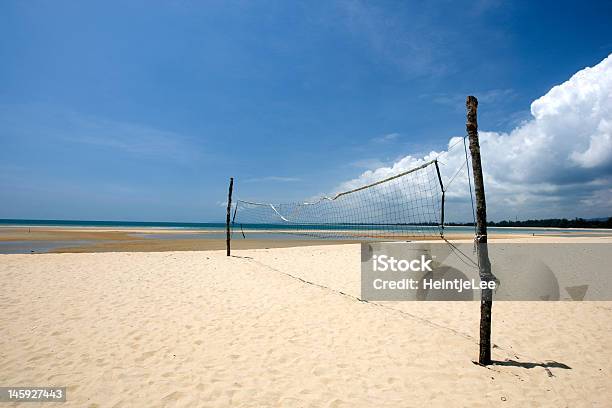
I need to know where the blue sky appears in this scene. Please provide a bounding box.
[1,1,611,222]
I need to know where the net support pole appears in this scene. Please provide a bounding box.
[466,96,494,365]
[434,160,445,235]
[226,177,234,257]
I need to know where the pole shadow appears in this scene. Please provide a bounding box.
[490,359,571,370]
[489,359,572,377]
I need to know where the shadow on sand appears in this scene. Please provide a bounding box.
[491,359,571,370]
[490,359,572,377]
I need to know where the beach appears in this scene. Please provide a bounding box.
[5,224,608,254]
[0,226,355,253]
[1,236,611,407]
[3,2,611,406]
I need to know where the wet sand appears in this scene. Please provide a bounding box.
[0,226,533,253]
[0,227,356,252]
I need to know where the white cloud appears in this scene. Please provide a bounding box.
[336,54,612,220]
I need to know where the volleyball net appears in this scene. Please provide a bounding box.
[232,159,445,240]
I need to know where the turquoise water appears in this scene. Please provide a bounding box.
[0,240,97,254]
[1,219,611,254]
[1,219,611,236]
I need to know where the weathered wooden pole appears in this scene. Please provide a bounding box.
[466,96,494,365]
[226,177,234,256]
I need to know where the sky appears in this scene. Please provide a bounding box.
[1,0,611,222]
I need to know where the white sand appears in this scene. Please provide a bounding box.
[1,243,611,407]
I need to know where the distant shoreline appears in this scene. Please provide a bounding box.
[1,219,612,232]
[1,224,611,254]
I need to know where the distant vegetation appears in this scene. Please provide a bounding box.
[448,217,612,229]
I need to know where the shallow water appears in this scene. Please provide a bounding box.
[0,240,97,254]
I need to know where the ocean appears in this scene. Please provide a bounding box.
[1,218,611,236]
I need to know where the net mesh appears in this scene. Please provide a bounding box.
[232,160,445,240]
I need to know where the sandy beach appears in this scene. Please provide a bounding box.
[1,237,611,407]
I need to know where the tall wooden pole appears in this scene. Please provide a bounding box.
[226,177,234,257]
[466,96,494,365]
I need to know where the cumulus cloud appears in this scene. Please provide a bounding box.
[337,54,612,221]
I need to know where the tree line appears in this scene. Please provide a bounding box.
[447,217,612,229]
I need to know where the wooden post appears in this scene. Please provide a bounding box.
[226,177,234,256]
[466,96,494,365]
